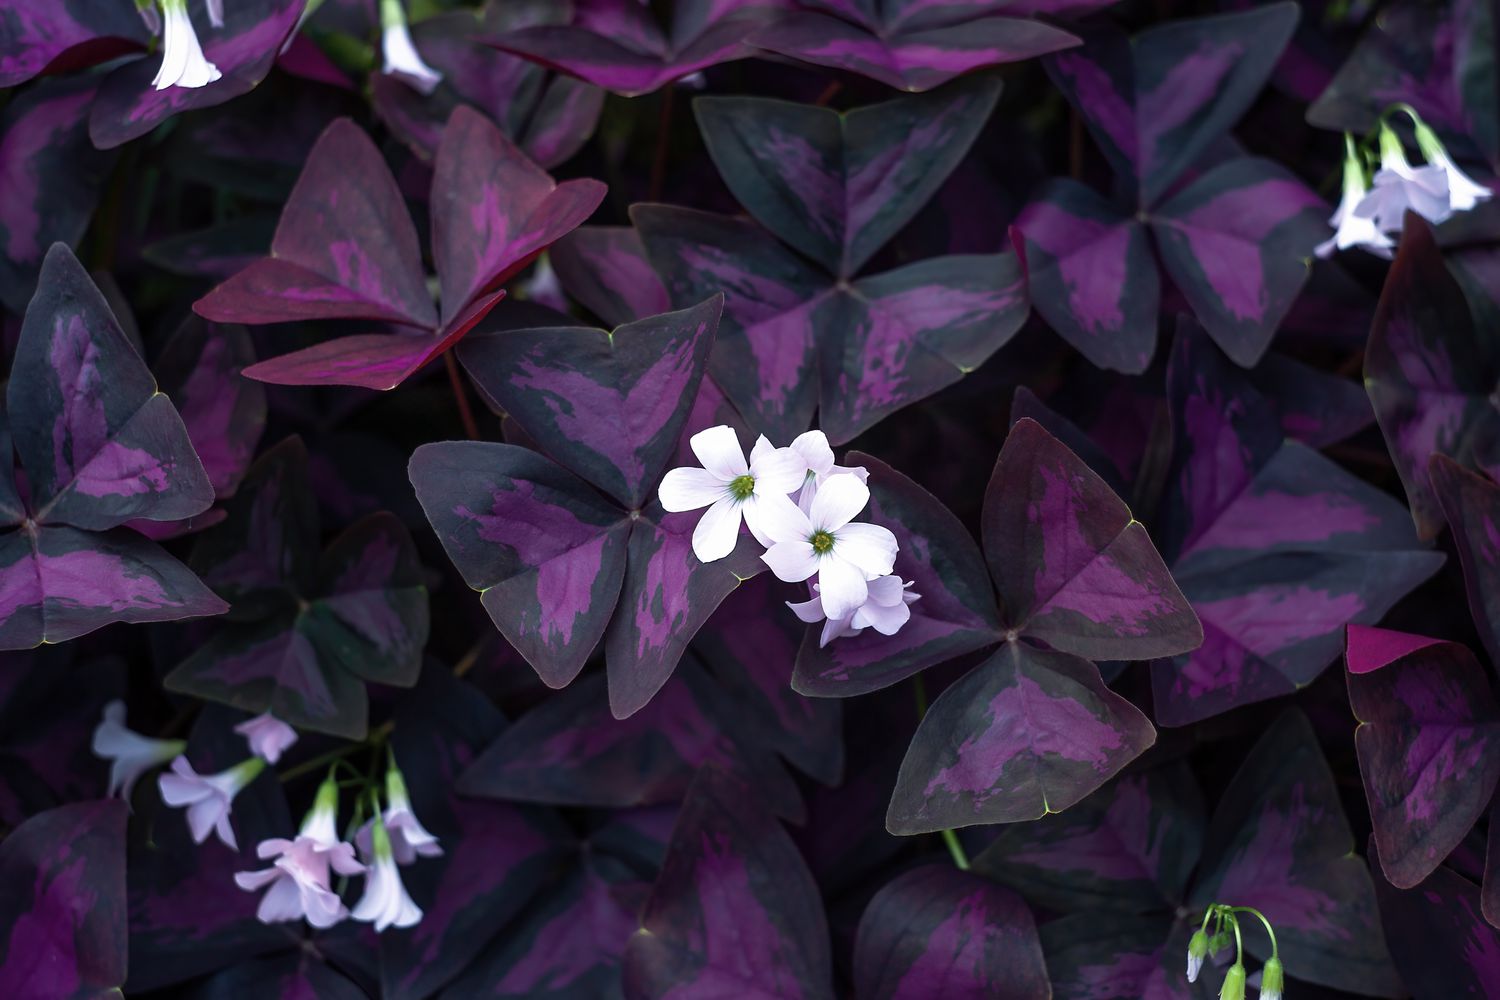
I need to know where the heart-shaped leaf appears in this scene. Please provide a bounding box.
[851,865,1049,1000]
[456,295,721,509]
[888,640,1156,833]
[1346,627,1500,890]
[550,226,672,327]
[1430,451,1500,668]
[1040,912,1190,1000]
[1373,858,1500,999]
[0,800,126,999]
[0,2,146,87]
[622,767,835,1000]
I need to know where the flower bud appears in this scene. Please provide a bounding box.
[1187,929,1210,982]
[1220,963,1247,1000]
[1259,956,1284,1000]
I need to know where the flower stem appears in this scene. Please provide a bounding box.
[1230,905,1279,958]
[278,721,394,782]
[443,350,480,441]
[912,674,969,869]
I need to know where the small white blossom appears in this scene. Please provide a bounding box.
[233,712,298,764]
[152,0,222,91]
[1355,123,1451,231]
[759,473,898,621]
[158,755,264,850]
[234,777,365,928]
[206,0,224,27]
[1315,134,1394,259]
[380,0,443,95]
[91,700,186,802]
[658,425,807,563]
[787,429,868,514]
[352,813,423,931]
[356,764,442,865]
[788,575,920,647]
[1409,113,1494,213]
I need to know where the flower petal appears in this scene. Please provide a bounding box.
[834,522,898,578]
[658,466,727,512]
[853,595,912,635]
[790,430,834,475]
[690,424,747,479]
[787,595,826,623]
[817,555,868,621]
[748,490,811,545]
[865,573,908,607]
[751,446,809,497]
[809,473,870,531]
[762,540,819,582]
[692,496,743,563]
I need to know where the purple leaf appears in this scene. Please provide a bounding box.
[0,800,126,999]
[1345,627,1500,890]
[457,666,803,820]
[1365,216,1500,540]
[408,441,632,689]
[193,954,367,999]
[456,295,721,509]
[1190,710,1402,996]
[12,244,215,530]
[984,417,1200,661]
[851,865,1049,1000]
[488,0,787,97]
[0,0,146,87]
[1149,157,1327,367]
[549,226,672,327]
[1373,858,1500,999]
[1430,449,1500,669]
[1040,913,1190,1000]
[751,9,1079,92]
[694,78,1001,277]
[87,0,306,150]
[974,762,1206,914]
[1046,4,1300,206]
[622,767,835,1000]
[792,453,1002,698]
[0,77,116,314]
[888,641,1156,833]
[1013,178,1159,373]
[1248,352,1374,449]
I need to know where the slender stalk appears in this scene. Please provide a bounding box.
[443,350,480,440]
[1230,906,1280,957]
[279,721,394,782]
[912,674,969,869]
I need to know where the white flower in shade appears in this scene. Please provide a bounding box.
[759,473,898,620]
[206,0,224,27]
[1315,134,1395,260]
[788,575,920,647]
[658,425,808,563]
[91,700,186,802]
[234,777,365,928]
[356,763,442,865]
[1186,929,1209,983]
[787,429,869,513]
[1258,956,1285,1000]
[380,0,443,95]
[1408,112,1494,213]
[1354,122,1452,231]
[233,712,298,764]
[152,0,222,91]
[158,755,264,850]
[352,813,423,931]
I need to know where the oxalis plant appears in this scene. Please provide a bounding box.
[3,0,1500,998]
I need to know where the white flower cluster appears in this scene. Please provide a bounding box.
[1318,108,1493,260]
[659,426,920,646]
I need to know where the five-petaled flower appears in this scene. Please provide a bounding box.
[235,776,365,928]
[158,755,265,850]
[787,429,869,514]
[356,760,442,865]
[1315,134,1395,260]
[658,425,807,563]
[1355,122,1452,231]
[759,473,898,621]
[234,712,299,764]
[353,809,424,931]
[789,574,920,647]
[92,700,186,802]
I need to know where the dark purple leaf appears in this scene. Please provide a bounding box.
[888,641,1156,833]
[87,0,306,150]
[1013,178,1159,373]
[1365,216,1500,540]
[851,865,1049,1000]
[549,226,672,327]
[1248,352,1374,449]
[0,0,146,87]
[0,800,126,999]
[622,766,835,1000]
[1046,4,1300,206]
[0,77,116,314]
[1345,626,1500,891]
[984,417,1200,661]
[751,9,1078,92]
[456,296,721,509]
[1040,913,1191,1000]
[693,78,1001,278]
[1430,453,1500,668]
[974,762,1206,914]
[1374,858,1500,1000]
[191,953,367,999]
[1149,157,1326,367]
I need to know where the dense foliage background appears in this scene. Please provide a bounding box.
[2,0,1499,997]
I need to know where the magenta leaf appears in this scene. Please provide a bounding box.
[888,641,1156,833]
[622,767,835,1000]
[549,225,672,327]
[1040,913,1188,1000]
[1431,454,1500,668]
[1373,858,1500,999]
[852,865,1049,1000]
[456,295,721,509]
[0,0,146,87]
[1345,627,1500,890]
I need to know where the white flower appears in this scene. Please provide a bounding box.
[91,700,186,802]
[158,755,264,850]
[1186,949,1204,983]
[234,777,365,928]
[1315,134,1395,260]
[233,712,298,764]
[759,473,898,621]
[152,0,222,91]
[1354,123,1452,231]
[352,814,423,931]
[789,575,920,647]
[787,429,868,513]
[658,425,808,563]
[1409,113,1494,213]
[356,764,442,865]
[380,0,443,96]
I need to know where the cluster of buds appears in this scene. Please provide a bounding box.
[1318,105,1493,259]
[1187,904,1285,1000]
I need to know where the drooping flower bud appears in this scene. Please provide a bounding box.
[1259,956,1285,1000]
[152,0,223,91]
[1220,963,1248,1000]
[1408,112,1494,213]
[1315,134,1394,259]
[1187,929,1210,983]
[379,0,443,95]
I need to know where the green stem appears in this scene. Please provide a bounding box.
[1230,911,1244,966]
[912,674,929,717]
[279,721,394,782]
[941,829,971,870]
[1230,906,1279,958]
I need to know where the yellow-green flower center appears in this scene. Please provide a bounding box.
[810,529,835,554]
[728,474,756,500]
